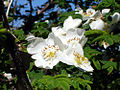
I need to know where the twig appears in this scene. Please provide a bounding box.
[6,0,14,18]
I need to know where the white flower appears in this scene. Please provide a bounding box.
[27,33,63,69]
[63,16,82,31]
[61,44,94,72]
[4,1,9,7]
[111,12,120,24]
[90,19,105,30]
[101,41,110,49]
[45,20,49,24]
[83,10,103,26]
[82,8,96,21]
[4,73,12,80]
[102,9,110,16]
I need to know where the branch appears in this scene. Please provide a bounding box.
[0,1,33,89]
[23,0,55,34]
[6,0,14,18]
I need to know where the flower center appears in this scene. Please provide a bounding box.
[73,51,88,65]
[42,45,59,61]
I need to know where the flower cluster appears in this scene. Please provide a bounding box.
[75,8,120,49]
[27,7,120,72]
[27,16,93,72]
[75,8,120,30]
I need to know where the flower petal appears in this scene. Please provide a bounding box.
[27,38,45,54]
[78,62,94,72]
[63,16,82,31]
[111,12,120,24]
[102,9,110,16]
[90,19,105,30]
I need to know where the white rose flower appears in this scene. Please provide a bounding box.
[4,73,12,80]
[27,33,63,69]
[101,41,110,49]
[82,8,96,21]
[61,44,94,72]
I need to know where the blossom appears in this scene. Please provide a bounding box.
[3,73,12,80]
[90,19,105,30]
[75,8,96,21]
[101,41,110,49]
[60,44,94,72]
[27,33,63,69]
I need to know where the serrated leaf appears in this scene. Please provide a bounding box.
[92,34,113,45]
[54,74,68,78]
[56,78,72,85]
[58,81,70,90]
[85,30,107,36]
[102,61,117,69]
[107,66,113,75]
[84,47,102,59]
[112,34,120,43]
[86,84,91,90]
[92,59,101,70]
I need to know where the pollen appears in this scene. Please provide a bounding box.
[67,37,80,43]
[73,51,88,65]
[42,45,59,61]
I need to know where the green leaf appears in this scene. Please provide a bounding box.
[93,59,101,70]
[58,81,70,90]
[85,30,107,37]
[112,34,120,43]
[107,66,113,75]
[86,84,91,90]
[84,46,102,59]
[92,34,113,45]
[102,61,117,70]
[14,30,25,40]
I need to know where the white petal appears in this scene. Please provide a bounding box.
[90,19,105,30]
[79,36,88,47]
[102,9,110,16]
[45,33,55,45]
[63,16,82,31]
[54,36,67,51]
[78,62,94,72]
[27,38,45,54]
[66,28,85,39]
[111,12,120,24]
[26,34,36,42]
[101,41,110,49]
[92,11,102,19]
[4,73,12,80]
[35,59,44,68]
[83,18,92,26]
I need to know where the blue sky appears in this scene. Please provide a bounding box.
[13,0,48,28]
